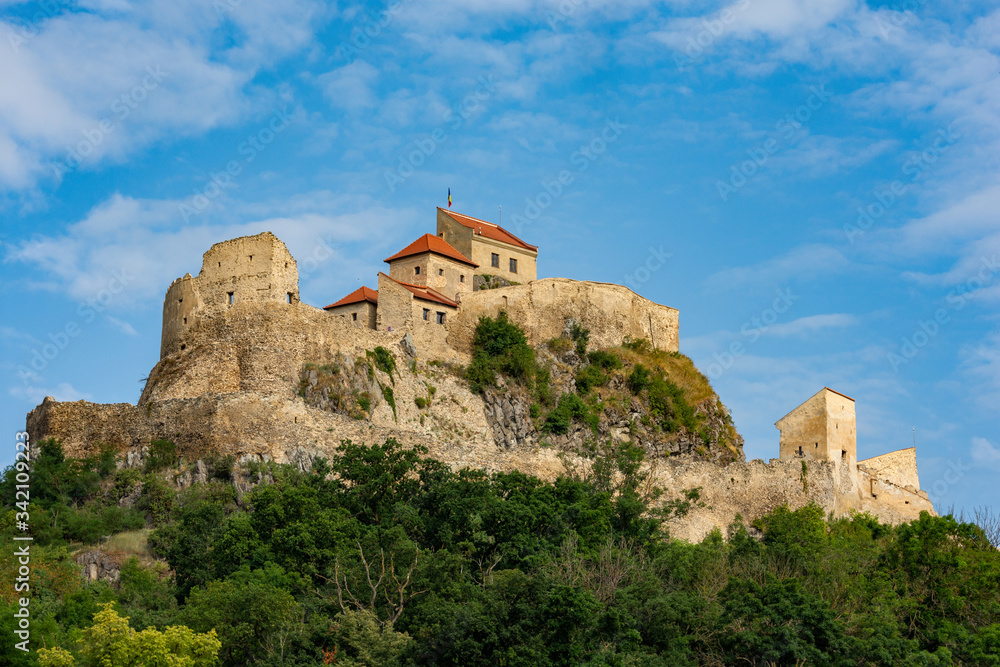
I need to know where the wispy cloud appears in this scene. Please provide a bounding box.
[705,244,848,291]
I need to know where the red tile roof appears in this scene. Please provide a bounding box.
[439,208,538,252]
[384,233,478,267]
[324,286,378,310]
[379,272,459,307]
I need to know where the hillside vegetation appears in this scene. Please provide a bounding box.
[3,438,999,666]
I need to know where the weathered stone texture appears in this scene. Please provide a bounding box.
[449,278,680,355]
[859,447,921,491]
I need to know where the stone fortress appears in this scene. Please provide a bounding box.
[26,207,934,541]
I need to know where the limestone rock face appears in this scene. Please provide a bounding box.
[76,551,122,585]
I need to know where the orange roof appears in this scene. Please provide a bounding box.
[439,208,538,252]
[379,272,459,307]
[324,286,378,310]
[384,233,478,267]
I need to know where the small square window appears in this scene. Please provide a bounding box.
[509,258,518,273]
[423,308,430,321]
[436,312,445,324]
[352,313,358,321]
[491,253,500,268]
[415,266,421,275]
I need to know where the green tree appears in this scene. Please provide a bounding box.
[37,603,220,667]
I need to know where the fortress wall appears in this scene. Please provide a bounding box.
[859,447,921,491]
[449,278,679,355]
[142,301,408,403]
[859,467,934,521]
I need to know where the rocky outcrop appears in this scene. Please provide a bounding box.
[76,551,122,585]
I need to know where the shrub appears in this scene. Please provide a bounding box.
[548,337,573,354]
[144,439,177,473]
[622,336,651,353]
[575,365,609,394]
[466,312,536,392]
[414,396,428,409]
[627,364,652,394]
[356,392,372,414]
[543,393,598,434]
[368,346,396,377]
[382,385,397,420]
[587,350,622,370]
[569,322,590,355]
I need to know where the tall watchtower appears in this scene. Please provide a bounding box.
[776,387,857,473]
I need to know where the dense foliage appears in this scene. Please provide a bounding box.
[2,438,999,666]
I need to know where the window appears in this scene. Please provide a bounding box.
[227,292,234,305]
[491,253,499,268]
[797,446,803,456]
[460,275,465,283]
[178,298,183,304]
[509,258,518,273]
[423,308,430,321]
[352,313,358,321]
[438,268,444,276]
[249,255,252,261]
[180,344,186,351]
[415,266,421,275]
[183,317,187,325]
[436,312,446,324]
[287,293,292,303]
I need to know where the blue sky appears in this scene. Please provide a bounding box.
[1,0,998,514]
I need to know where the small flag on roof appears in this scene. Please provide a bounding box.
[448,188,452,208]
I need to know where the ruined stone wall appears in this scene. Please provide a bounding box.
[161,232,299,358]
[859,447,921,492]
[449,278,679,354]
[142,300,406,404]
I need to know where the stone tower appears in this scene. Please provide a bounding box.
[160,232,299,358]
[775,387,859,500]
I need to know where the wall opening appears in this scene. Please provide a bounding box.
[227,292,234,305]
[502,296,508,308]
[249,255,253,261]
[460,275,465,283]
[183,317,187,325]
[797,446,803,456]
[178,298,183,304]
[415,266,421,275]
[438,268,444,276]
[287,293,292,304]
[491,253,500,268]
[352,313,358,321]
[423,308,429,321]
[436,311,445,324]
[180,344,186,351]
[509,258,518,273]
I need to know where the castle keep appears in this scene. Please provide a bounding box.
[25,208,934,541]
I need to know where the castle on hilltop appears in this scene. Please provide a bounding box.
[158,207,679,364]
[25,207,934,542]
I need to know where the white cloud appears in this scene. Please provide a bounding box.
[705,244,848,291]
[318,61,380,110]
[764,313,859,337]
[107,316,138,336]
[0,0,324,190]
[971,437,1000,472]
[4,191,416,307]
